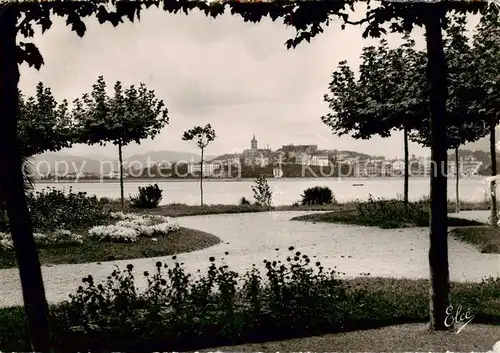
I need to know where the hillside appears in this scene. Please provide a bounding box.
[32,152,117,176]
[32,150,217,176]
[125,151,216,166]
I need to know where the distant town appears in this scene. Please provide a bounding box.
[38,135,493,181]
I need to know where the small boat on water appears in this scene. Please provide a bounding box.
[352,183,364,186]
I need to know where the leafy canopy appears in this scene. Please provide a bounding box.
[322,13,493,149]
[17,82,74,156]
[73,76,169,147]
[182,124,216,150]
[322,35,426,140]
[467,5,500,126]
[408,14,492,149]
[12,0,487,72]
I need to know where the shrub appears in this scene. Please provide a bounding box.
[130,184,163,208]
[301,186,335,205]
[239,197,251,205]
[251,176,272,207]
[25,187,110,232]
[356,194,429,228]
[53,248,347,351]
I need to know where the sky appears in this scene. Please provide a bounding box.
[19,5,481,160]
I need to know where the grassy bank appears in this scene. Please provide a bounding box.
[107,199,493,218]
[1,273,499,352]
[291,210,485,229]
[135,202,356,217]
[0,227,220,269]
[449,226,500,254]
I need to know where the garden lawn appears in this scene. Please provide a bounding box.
[0,227,220,269]
[449,226,500,254]
[133,202,356,217]
[107,199,493,218]
[291,210,485,229]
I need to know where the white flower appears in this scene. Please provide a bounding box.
[115,219,150,229]
[0,233,13,251]
[108,213,180,238]
[88,225,138,243]
[34,233,47,240]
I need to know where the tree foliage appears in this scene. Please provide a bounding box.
[11,1,487,72]
[468,5,500,127]
[323,15,491,151]
[73,76,169,147]
[409,15,490,149]
[182,124,216,207]
[17,82,74,156]
[182,124,216,150]
[322,35,426,140]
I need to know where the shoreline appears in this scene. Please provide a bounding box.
[35,175,487,184]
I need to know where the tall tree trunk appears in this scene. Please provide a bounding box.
[425,9,451,331]
[0,4,51,351]
[490,121,498,227]
[455,147,460,213]
[404,122,409,207]
[200,148,204,206]
[118,141,124,210]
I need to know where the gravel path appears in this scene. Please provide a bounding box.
[0,210,499,308]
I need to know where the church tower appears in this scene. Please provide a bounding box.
[251,134,258,150]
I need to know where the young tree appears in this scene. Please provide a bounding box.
[409,17,489,213]
[252,175,273,207]
[73,76,169,209]
[182,124,216,206]
[322,36,425,207]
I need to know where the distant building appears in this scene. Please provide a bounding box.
[354,160,388,177]
[311,153,330,167]
[294,151,311,165]
[273,167,284,178]
[187,162,221,177]
[278,144,317,160]
[448,157,482,176]
[242,135,271,167]
[392,160,406,176]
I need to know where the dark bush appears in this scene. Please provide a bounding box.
[25,187,110,232]
[46,249,347,351]
[130,184,163,208]
[301,186,335,205]
[356,194,429,228]
[239,197,251,205]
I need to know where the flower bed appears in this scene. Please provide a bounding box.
[0,230,83,251]
[0,213,180,250]
[88,212,180,243]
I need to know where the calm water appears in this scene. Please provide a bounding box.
[35,177,491,206]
